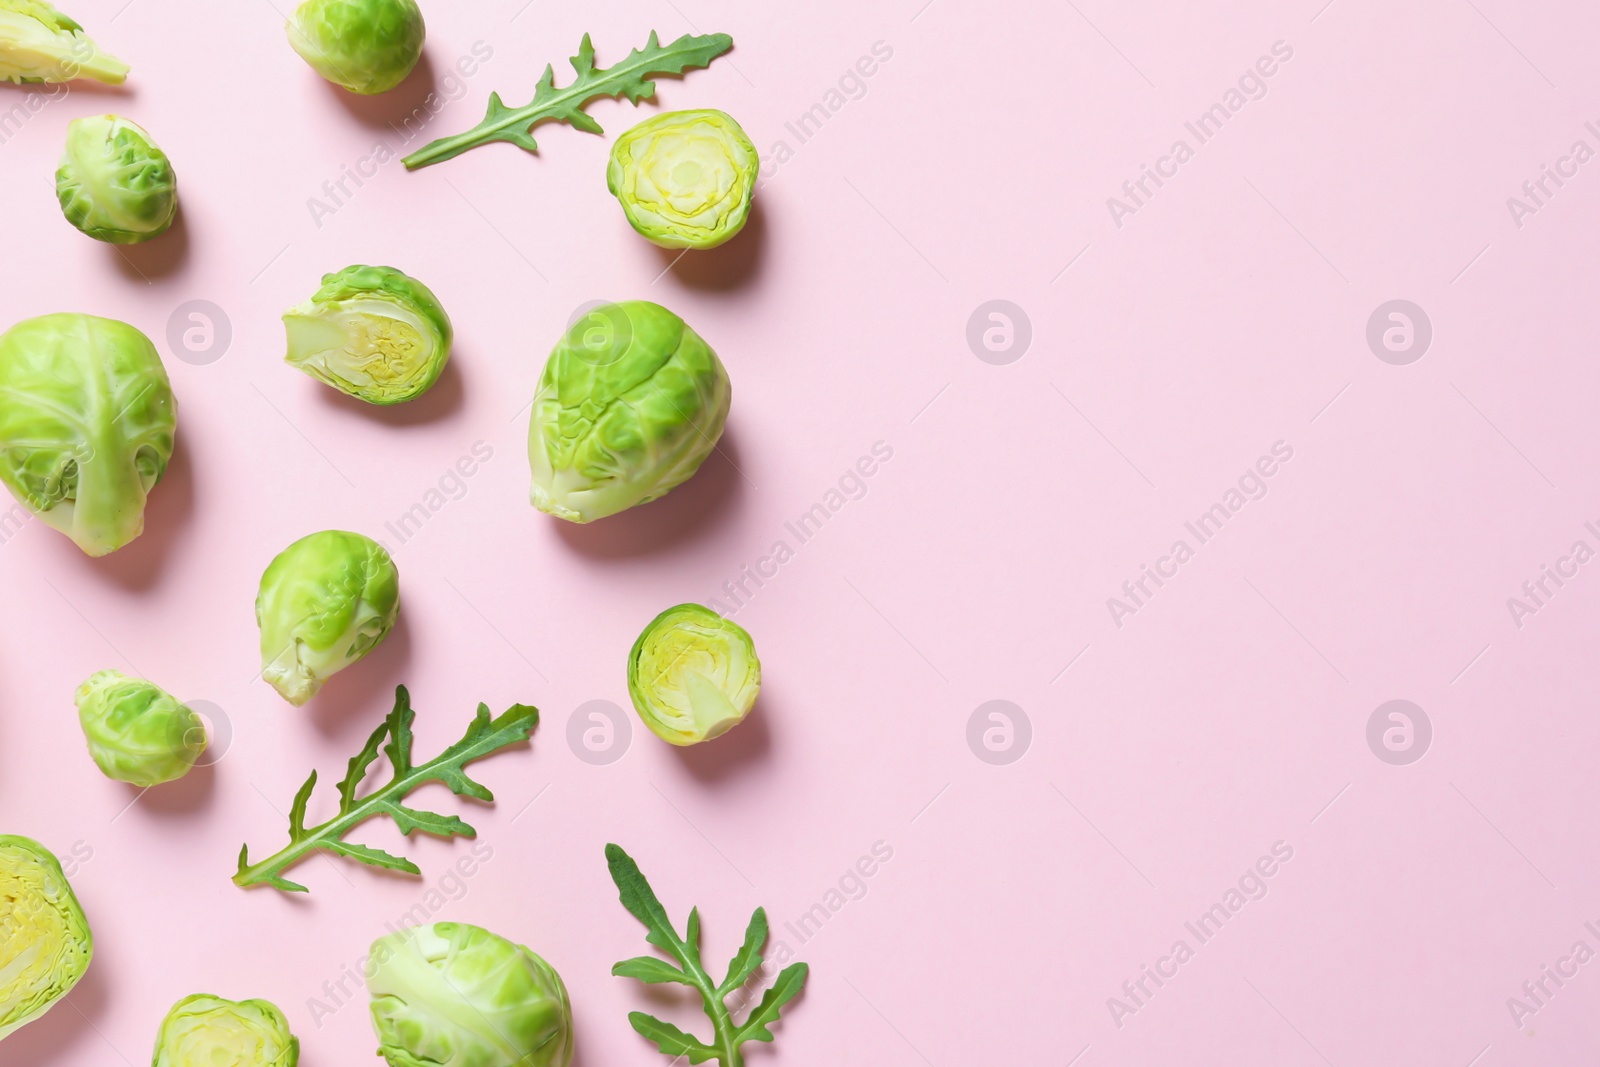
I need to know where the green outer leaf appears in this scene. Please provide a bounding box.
[613,956,693,986]
[628,1013,719,1064]
[607,844,808,1067]
[736,963,807,1044]
[403,31,734,170]
[717,908,768,996]
[234,687,537,893]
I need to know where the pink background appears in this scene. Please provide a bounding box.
[4,0,1600,1064]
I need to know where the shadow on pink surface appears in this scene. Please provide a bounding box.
[4,958,110,1066]
[655,199,768,294]
[109,202,189,283]
[307,612,414,740]
[321,50,439,130]
[671,687,773,785]
[553,424,747,560]
[61,430,195,592]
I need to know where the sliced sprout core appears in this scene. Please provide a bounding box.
[0,835,92,1042]
[628,604,760,746]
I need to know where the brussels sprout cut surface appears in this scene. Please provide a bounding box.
[368,922,573,1067]
[152,994,299,1067]
[256,530,399,705]
[287,0,422,95]
[608,110,757,249]
[528,301,730,523]
[284,265,452,404]
[0,835,92,1041]
[0,0,127,85]
[56,115,177,245]
[0,313,176,557]
[74,669,205,786]
[628,604,760,745]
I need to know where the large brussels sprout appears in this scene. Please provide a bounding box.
[257,530,399,706]
[368,922,572,1067]
[0,0,127,85]
[287,0,423,95]
[628,604,760,746]
[0,835,92,1041]
[607,110,757,250]
[528,301,730,523]
[152,994,299,1067]
[283,265,452,405]
[74,669,205,787]
[0,313,176,557]
[55,115,178,245]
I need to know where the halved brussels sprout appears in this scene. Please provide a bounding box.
[74,669,205,787]
[283,265,452,405]
[0,0,128,85]
[287,0,423,95]
[0,313,177,557]
[152,994,299,1067]
[56,115,178,245]
[0,835,92,1041]
[368,922,573,1067]
[607,109,757,250]
[628,604,760,745]
[257,530,399,706]
[528,301,730,523]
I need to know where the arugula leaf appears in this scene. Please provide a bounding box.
[403,31,734,170]
[607,844,809,1067]
[234,686,536,893]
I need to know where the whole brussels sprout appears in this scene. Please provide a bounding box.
[257,530,399,706]
[56,115,177,245]
[607,109,757,250]
[152,994,299,1067]
[368,922,572,1067]
[628,604,760,745]
[0,835,92,1041]
[287,0,423,95]
[528,301,730,523]
[0,313,176,556]
[0,0,128,85]
[283,265,452,405]
[74,669,205,787]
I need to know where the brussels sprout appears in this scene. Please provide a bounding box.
[0,0,127,85]
[74,669,205,787]
[283,265,452,405]
[0,836,92,1041]
[152,994,299,1067]
[628,604,759,746]
[607,110,757,250]
[0,313,176,557]
[287,0,423,95]
[257,530,399,706]
[55,115,178,245]
[528,301,730,523]
[368,922,573,1067]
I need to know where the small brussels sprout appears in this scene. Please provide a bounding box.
[152,994,299,1067]
[0,313,176,557]
[287,0,423,95]
[0,0,128,85]
[74,669,205,787]
[283,265,452,405]
[0,835,92,1041]
[55,115,178,245]
[368,922,573,1067]
[528,301,730,523]
[257,530,399,706]
[628,604,760,745]
[607,109,757,250]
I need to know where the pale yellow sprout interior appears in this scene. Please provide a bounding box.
[0,837,91,1041]
[284,298,432,399]
[630,608,760,745]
